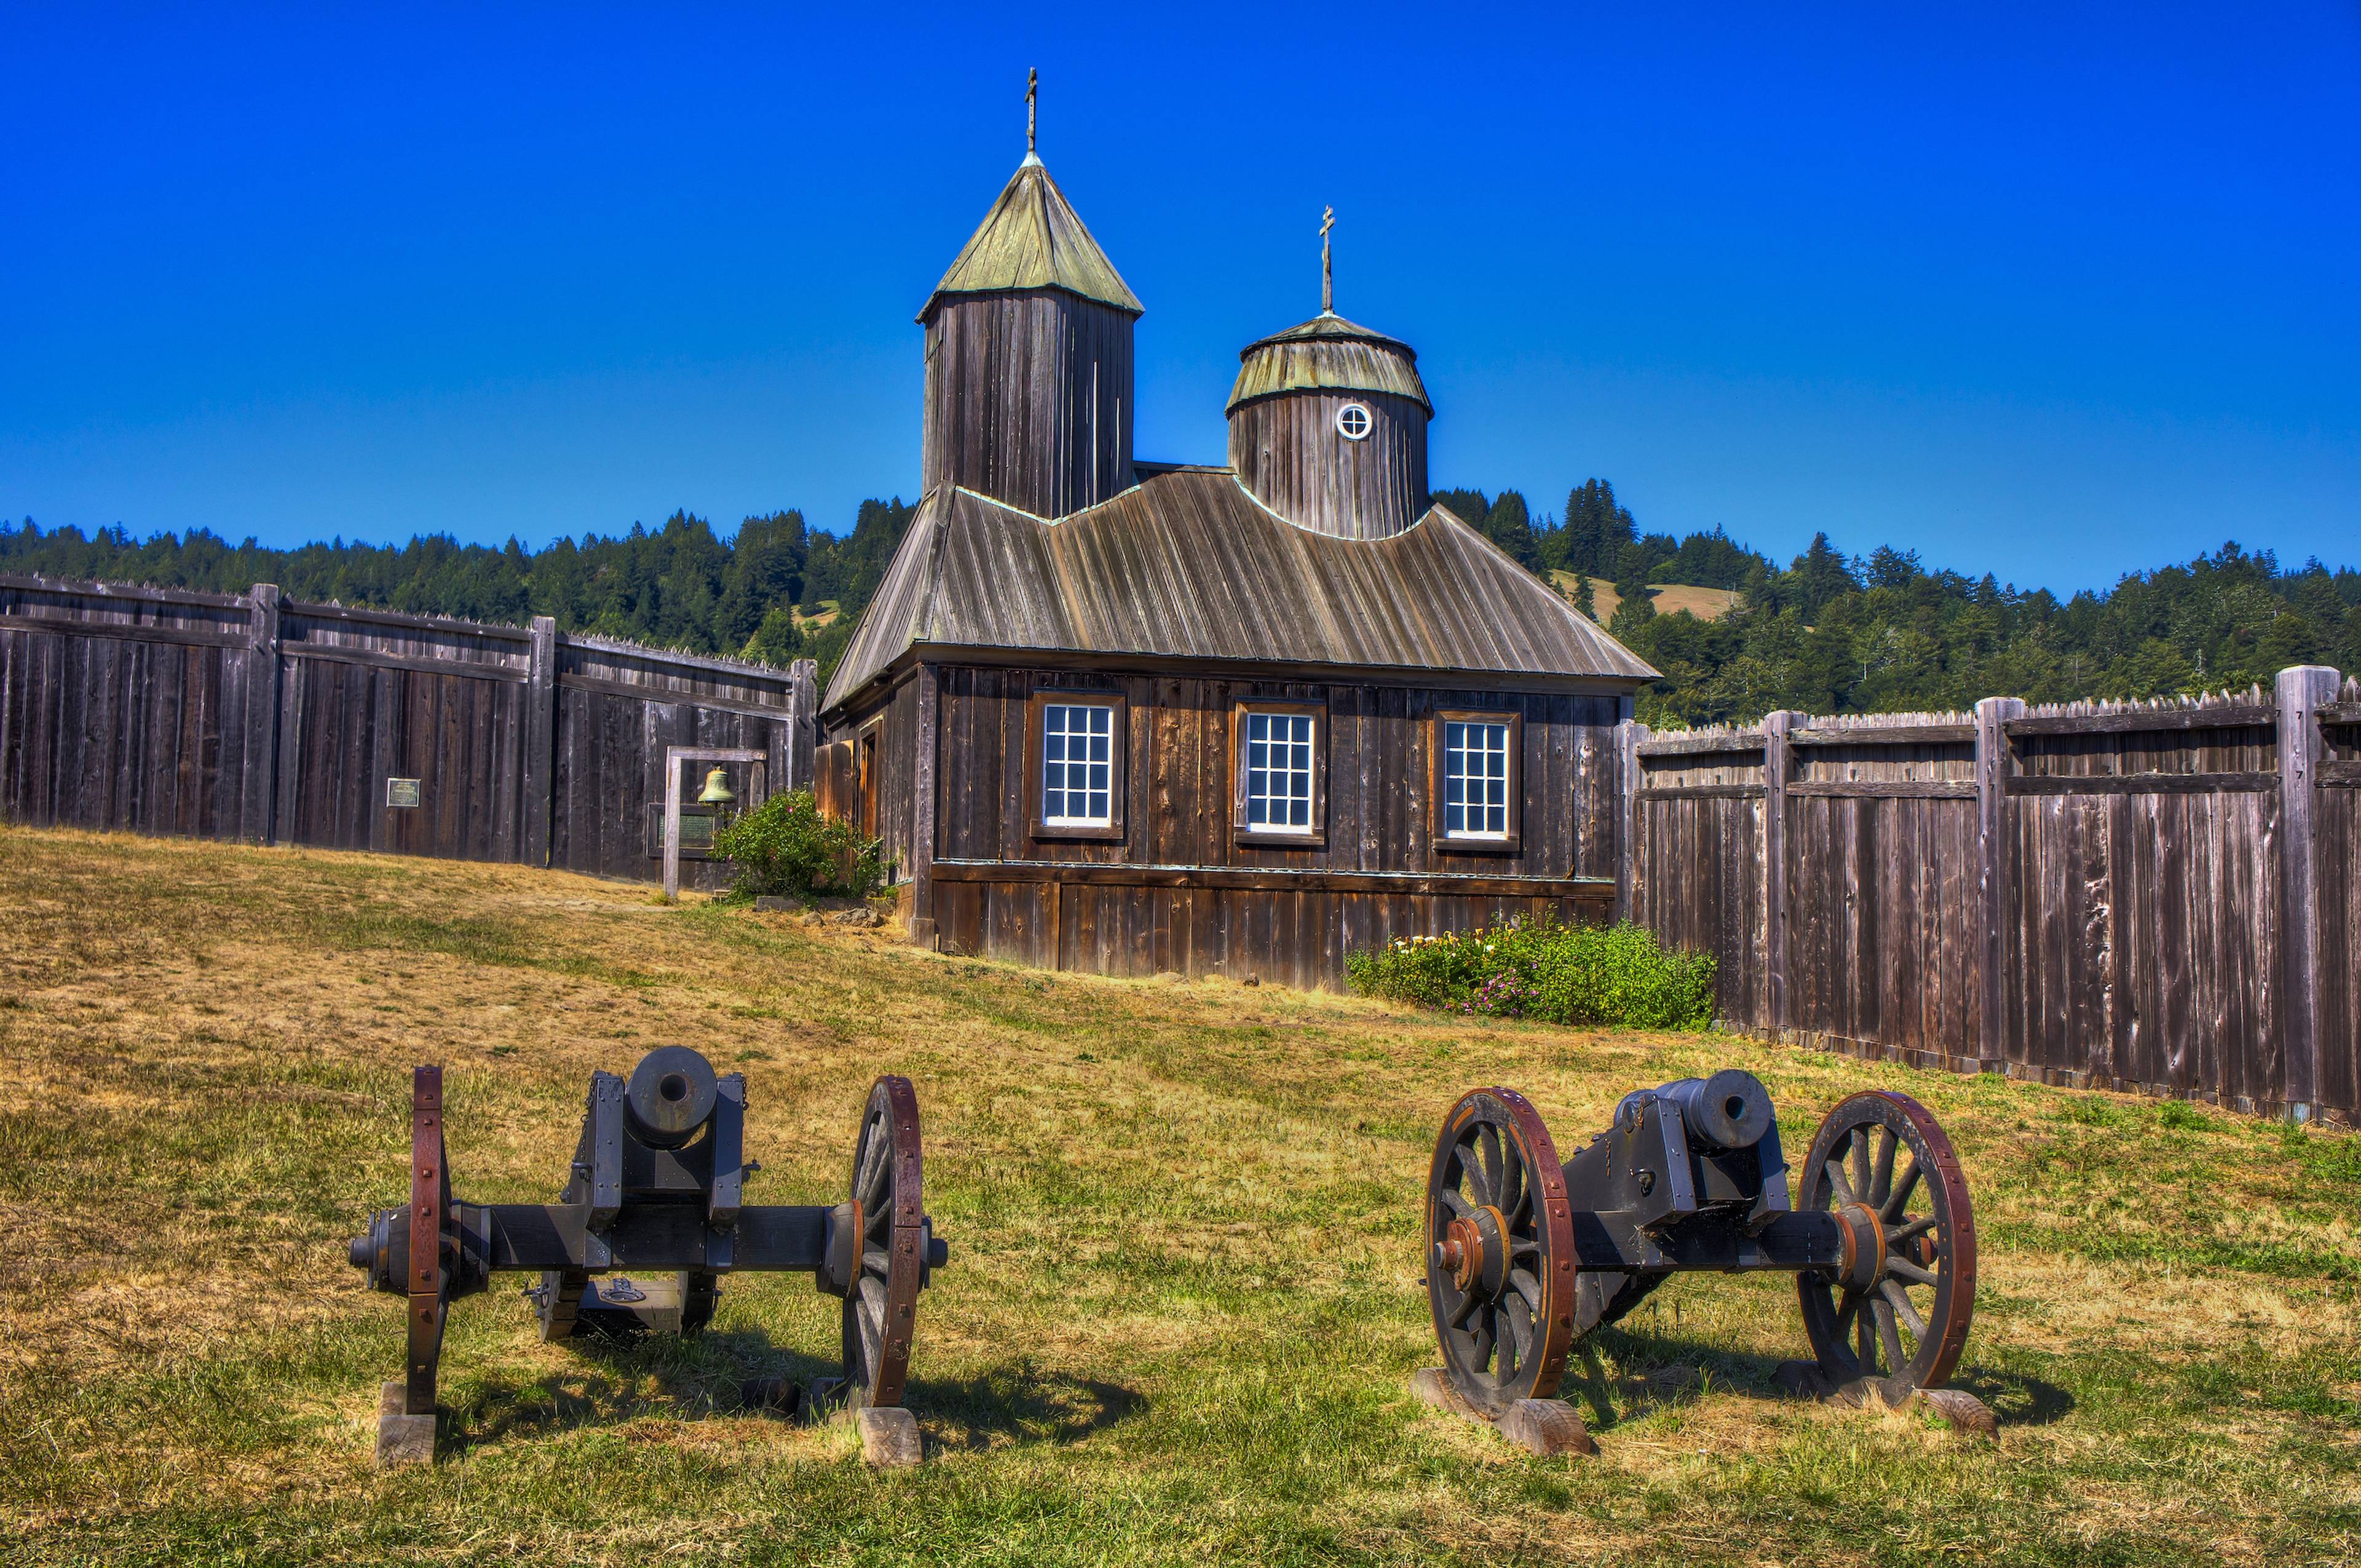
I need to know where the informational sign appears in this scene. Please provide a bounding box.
[646,805,718,857]
[386,778,422,809]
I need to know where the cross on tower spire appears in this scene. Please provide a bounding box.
[1026,68,1038,159]
[1320,206,1335,315]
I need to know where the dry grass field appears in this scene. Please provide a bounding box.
[1,826,2356,1566]
[1549,574,1744,625]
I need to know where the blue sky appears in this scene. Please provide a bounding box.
[6,4,2356,590]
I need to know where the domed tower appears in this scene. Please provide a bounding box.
[919,75,1142,518]
[1226,210,1430,539]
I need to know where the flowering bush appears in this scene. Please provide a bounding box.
[710,789,890,903]
[1343,917,1716,1031]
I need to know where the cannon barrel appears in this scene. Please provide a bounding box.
[1615,1069,1775,1152]
[624,1044,719,1149]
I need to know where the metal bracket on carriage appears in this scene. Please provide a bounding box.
[1419,1072,1987,1454]
[350,1049,949,1469]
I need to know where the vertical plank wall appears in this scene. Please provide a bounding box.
[887,664,1622,991]
[0,573,817,888]
[1626,676,2357,1122]
[1,578,264,839]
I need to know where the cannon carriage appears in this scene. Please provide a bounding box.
[349,1046,948,1466]
[1422,1071,1976,1444]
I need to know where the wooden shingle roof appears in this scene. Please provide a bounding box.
[821,470,1658,711]
[920,156,1143,321]
[1227,311,1430,413]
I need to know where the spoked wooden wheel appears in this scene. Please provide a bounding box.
[840,1075,925,1409]
[1797,1091,1976,1394]
[1425,1087,1578,1416]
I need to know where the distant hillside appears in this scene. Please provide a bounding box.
[1551,573,1742,625]
[6,475,2355,722]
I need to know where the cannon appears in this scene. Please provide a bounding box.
[349,1047,949,1466]
[1420,1072,1975,1446]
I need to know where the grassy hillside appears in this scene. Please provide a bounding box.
[1550,572,1744,625]
[1,829,2355,1566]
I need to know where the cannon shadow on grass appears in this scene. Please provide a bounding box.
[443,1326,836,1449]
[441,1332,1142,1454]
[1557,1325,2074,1433]
[903,1358,1146,1451]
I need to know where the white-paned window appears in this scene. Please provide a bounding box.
[1242,711,1316,833]
[1442,719,1512,839]
[1041,703,1115,826]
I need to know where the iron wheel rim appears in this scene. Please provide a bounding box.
[1425,1085,1577,1416]
[841,1075,924,1409]
[1795,1090,1976,1393]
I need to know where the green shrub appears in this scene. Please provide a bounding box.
[709,789,889,903]
[1343,916,1717,1031]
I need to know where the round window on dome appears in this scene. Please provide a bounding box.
[1335,402,1372,441]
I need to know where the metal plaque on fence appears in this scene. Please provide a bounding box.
[386,778,421,809]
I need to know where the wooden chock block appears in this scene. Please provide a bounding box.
[1910,1387,1999,1441]
[1412,1369,1596,1457]
[376,1380,437,1468]
[1499,1398,1597,1457]
[855,1405,923,1469]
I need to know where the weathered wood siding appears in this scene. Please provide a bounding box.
[1627,676,2357,1122]
[2318,684,2361,1117]
[860,663,1623,989]
[0,578,261,839]
[1228,388,1429,540]
[1789,720,1982,1064]
[0,574,817,886]
[921,291,1133,519]
[274,603,534,860]
[548,639,813,889]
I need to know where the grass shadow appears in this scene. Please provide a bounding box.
[448,1326,839,1449]
[444,1337,1144,1456]
[904,1356,1146,1451]
[1557,1325,2076,1433]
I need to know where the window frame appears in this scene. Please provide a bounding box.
[1428,707,1524,854]
[1026,687,1128,842]
[1228,700,1327,847]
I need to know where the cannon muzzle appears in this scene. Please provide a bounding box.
[623,1045,719,1149]
[1619,1069,1774,1152]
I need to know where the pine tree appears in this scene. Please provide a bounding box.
[1481,491,1541,569]
[1431,488,1490,530]
[1562,478,1636,577]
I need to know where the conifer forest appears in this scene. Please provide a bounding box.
[6,479,2353,727]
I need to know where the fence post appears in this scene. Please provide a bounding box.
[1762,710,1796,1038]
[788,658,819,791]
[521,617,558,868]
[2277,665,2338,1122]
[1614,713,1647,926]
[242,584,282,844]
[908,662,939,950]
[1974,695,2025,1074]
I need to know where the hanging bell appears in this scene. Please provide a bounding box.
[697,766,737,806]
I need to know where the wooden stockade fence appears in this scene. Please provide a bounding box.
[1623,668,2361,1123]
[0,574,817,889]
[8,568,2357,1123]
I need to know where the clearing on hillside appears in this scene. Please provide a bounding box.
[1,827,2355,1566]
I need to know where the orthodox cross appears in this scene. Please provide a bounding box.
[1321,206,1335,314]
[1027,68,1038,156]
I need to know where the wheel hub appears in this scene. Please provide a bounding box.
[1835,1201,1887,1291]
[1436,1205,1508,1295]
